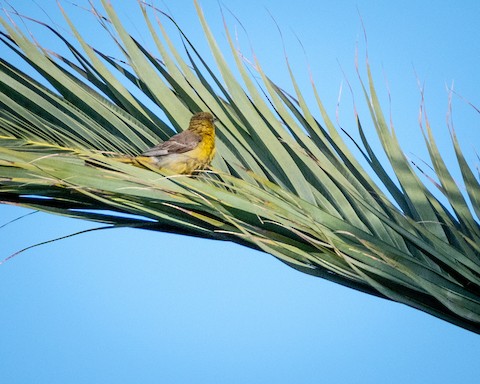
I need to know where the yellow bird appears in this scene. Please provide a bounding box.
[120,112,216,175]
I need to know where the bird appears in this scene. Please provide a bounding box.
[118,112,216,175]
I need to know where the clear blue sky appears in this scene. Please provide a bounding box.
[1,1,479,383]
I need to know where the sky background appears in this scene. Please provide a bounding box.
[1,1,479,383]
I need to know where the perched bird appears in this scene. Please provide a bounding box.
[120,112,216,175]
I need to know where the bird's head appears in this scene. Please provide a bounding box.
[188,112,216,134]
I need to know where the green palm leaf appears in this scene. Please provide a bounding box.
[1,0,479,333]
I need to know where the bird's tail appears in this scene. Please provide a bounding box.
[114,155,137,164]
[86,153,162,172]
[85,154,136,169]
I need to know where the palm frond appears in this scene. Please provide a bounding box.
[1,0,479,333]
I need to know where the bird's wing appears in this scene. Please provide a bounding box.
[141,130,201,157]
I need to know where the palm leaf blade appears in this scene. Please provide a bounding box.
[1,2,479,333]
